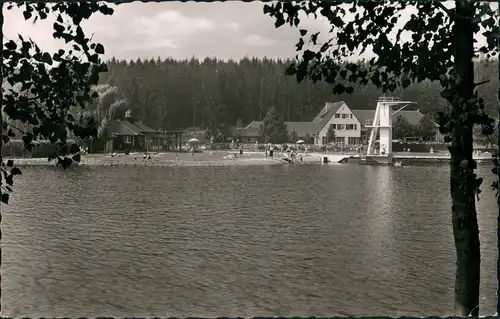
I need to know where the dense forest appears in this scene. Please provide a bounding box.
[98,56,500,136]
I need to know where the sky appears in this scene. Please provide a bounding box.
[4,1,328,61]
[3,1,492,62]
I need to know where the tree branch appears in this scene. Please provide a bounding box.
[474,80,491,88]
[434,1,488,24]
[5,121,27,136]
[11,95,41,105]
[433,1,453,17]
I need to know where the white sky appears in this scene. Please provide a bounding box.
[2,1,493,61]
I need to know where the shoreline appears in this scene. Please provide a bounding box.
[5,156,286,167]
[6,151,493,167]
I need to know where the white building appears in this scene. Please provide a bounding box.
[241,101,442,145]
[313,101,362,145]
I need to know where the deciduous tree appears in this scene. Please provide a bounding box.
[326,125,335,143]
[260,107,288,144]
[304,132,314,144]
[263,1,498,315]
[1,2,113,202]
[393,115,415,140]
[418,113,438,142]
[232,126,244,143]
[289,129,299,143]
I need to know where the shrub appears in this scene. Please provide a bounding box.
[2,139,78,158]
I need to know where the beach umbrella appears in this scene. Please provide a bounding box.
[188,138,200,144]
[296,140,305,144]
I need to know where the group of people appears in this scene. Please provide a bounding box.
[264,144,304,163]
[287,149,304,163]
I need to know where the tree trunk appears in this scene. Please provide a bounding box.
[451,1,480,316]
[496,2,500,315]
[0,2,4,313]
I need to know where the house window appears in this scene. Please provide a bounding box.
[123,135,132,143]
[335,113,341,118]
[330,124,336,130]
[335,137,345,144]
[337,124,346,130]
[342,113,349,119]
[350,114,353,119]
[354,124,357,130]
[348,137,361,145]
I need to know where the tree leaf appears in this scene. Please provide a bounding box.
[11,167,22,175]
[41,52,53,64]
[94,43,105,55]
[72,153,81,163]
[23,9,32,20]
[2,193,9,204]
[5,174,14,187]
[5,40,17,50]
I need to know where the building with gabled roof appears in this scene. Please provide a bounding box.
[106,109,167,152]
[240,101,442,145]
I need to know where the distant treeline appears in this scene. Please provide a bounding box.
[99,56,499,135]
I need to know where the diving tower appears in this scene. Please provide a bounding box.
[365,96,417,164]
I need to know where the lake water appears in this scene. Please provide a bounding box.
[1,163,498,317]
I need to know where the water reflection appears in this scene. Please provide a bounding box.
[364,166,396,256]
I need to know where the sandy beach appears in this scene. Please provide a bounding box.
[5,151,289,167]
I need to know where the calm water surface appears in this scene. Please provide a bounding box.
[1,163,498,317]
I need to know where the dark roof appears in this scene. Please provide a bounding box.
[108,120,159,136]
[133,121,157,134]
[351,109,429,126]
[242,121,319,137]
[108,120,143,136]
[242,121,263,137]
[312,101,344,130]
[285,121,320,137]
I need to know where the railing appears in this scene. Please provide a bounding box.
[377,96,400,102]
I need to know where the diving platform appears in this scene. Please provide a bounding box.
[306,153,360,163]
[366,96,417,158]
[357,152,493,165]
